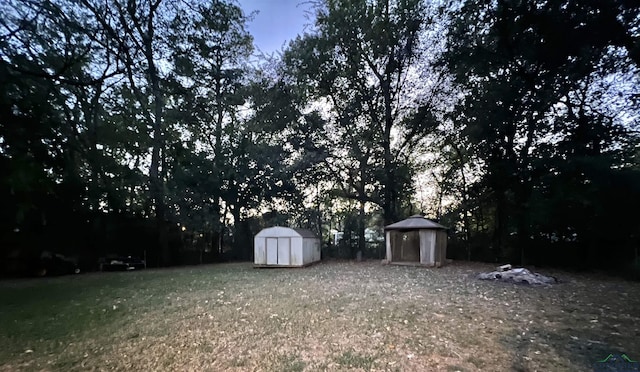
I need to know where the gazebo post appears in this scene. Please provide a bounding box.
[385,230,392,262]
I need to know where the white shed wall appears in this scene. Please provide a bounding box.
[301,238,321,264]
[254,236,266,264]
[312,239,320,261]
[302,238,310,264]
[290,237,303,266]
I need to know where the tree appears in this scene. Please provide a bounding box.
[166,0,254,256]
[167,1,324,259]
[0,0,127,264]
[78,0,199,264]
[284,0,448,232]
[1,0,330,269]
[443,0,640,266]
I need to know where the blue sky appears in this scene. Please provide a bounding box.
[238,0,314,55]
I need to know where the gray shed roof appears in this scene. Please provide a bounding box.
[385,215,447,230]
[292,228,318,238]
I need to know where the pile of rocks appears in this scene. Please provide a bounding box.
[478,264,557,285]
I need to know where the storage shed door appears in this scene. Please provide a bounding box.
[277,237,291,265]
[266,238,278,264]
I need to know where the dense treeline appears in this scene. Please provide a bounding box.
[440,0,640,273]
[1,0,638,276]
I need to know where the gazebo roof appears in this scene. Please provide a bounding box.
[384,215,447,230]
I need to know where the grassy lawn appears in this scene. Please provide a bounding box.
[0,261,639,371]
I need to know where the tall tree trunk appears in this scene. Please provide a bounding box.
[381,0,396,225]
[514,180,533,265]
[453,145,472,261]
[230,204,243,259]
[141,7,169,266]
[316,183,323,253]
[358,200,366,255]
[494,190,506,262]
[358,162,366,254]
[382,78,395,224]
[85,83,103,213]
[211,52,225,254]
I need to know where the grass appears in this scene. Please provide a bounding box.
[0,261,639,371]
[273,353,306,372]
[334,350,377,369]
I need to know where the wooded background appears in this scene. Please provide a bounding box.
[1,0,638,276]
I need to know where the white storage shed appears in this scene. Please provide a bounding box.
[254,226,321,267]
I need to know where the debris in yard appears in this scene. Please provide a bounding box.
[477,267,557,285]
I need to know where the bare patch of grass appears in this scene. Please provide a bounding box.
[272,353,306,372]
[333,349,377,370]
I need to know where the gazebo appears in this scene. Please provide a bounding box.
[384,215,447,267]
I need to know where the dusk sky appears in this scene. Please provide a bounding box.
[238,0,314,55]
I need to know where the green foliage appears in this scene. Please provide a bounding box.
[283,0,445,237]
[1,0,638,272]
[442,0,640,267]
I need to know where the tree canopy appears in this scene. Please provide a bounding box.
[1,0,638,277]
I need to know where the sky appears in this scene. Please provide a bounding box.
[238,0,314,55]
